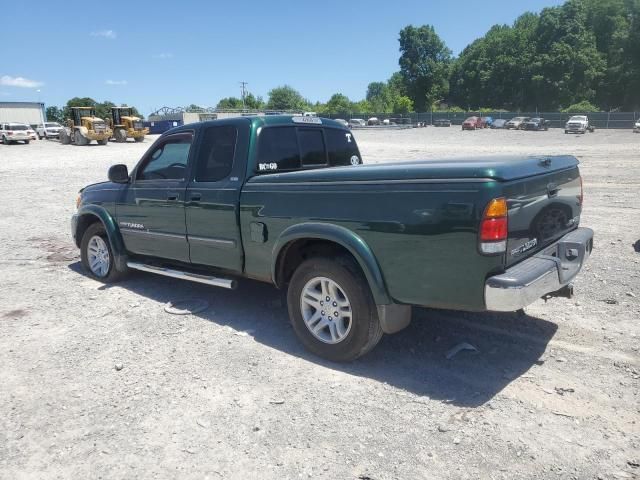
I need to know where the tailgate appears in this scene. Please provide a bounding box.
[503,164,582,267]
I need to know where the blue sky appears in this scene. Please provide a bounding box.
[1,0,563,115]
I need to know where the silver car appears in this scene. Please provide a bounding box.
[1,123,34,144]
[36,122,65,139]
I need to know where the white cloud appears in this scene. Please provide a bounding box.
[105,79,128,85]
[91,29,116,39]
[152,52,174,59]
[0,75,44,88]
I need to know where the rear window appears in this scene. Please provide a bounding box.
[9,125,28,130]
[325,128,360,166]
[298,129,326,166]
[256,126,360,173]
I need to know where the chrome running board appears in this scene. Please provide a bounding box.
[127,262,237,289]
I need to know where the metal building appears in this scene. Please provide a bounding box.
[0,102,46,127]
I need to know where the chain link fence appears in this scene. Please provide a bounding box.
[324,111,640,129]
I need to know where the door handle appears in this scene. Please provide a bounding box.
[167,192,179,201]
[190,193,202,202]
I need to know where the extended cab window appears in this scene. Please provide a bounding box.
[257,127,300,171]
[138,135,192,181]
[195,125,237,182]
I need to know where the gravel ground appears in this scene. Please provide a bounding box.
[0,127,638,480]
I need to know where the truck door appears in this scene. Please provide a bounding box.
[116,132,192,262]
[185,122,248,272]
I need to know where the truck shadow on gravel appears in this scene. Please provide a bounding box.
[69,263,557,408]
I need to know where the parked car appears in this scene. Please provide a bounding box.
[334,119,349,128]
[0,123,33,144]
[36,122,65,139]
[461,116,484,130]
[348,118,366,128]
[505,117,530,129]
[565,115,593,134]
[481,116,494,128]
[634,119,640,133]
[433,118,451,127]
[491,119,508,129]
[71,115,593,361]
[522,118,550,131]
[367,117,380,126]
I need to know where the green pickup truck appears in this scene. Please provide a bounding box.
[72,115,593,361]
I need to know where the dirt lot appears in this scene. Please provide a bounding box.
[1,127,638,480]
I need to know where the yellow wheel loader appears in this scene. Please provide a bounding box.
[108,107,148,143]
[59,107,112,146]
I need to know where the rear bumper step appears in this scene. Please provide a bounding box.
[127,262,237,289]
[485,227,593,311]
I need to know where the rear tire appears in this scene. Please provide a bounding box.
[80,223,128,282]
[134,136,144,142]
[97,138,108,145]
[287,256,383,362]
[25,140,30,144]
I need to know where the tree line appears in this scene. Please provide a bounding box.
[215,0,639,114]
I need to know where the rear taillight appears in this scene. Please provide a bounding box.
[7,132,13,136]
[480,198,508,254]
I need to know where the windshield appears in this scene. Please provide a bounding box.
[465,117,477,122]
[45,123,61,128]
[569,116,587,121]
[8,124,28,130]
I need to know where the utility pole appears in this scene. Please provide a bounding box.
[239,81,248,109]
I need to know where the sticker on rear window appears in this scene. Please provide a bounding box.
[258,163,278,171]
[345,133,352,143]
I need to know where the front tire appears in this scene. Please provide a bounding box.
[59,130,71,144]
[80,223,127,282]
[134,136,144,142]
[74,130,88,146]
[114,128,127,143]
[287,256,383,362]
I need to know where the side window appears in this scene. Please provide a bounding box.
[325,128,361,166]
[195,125,237,182]
[257,127,300,171]
[298,129,326,166]
[138,135,192,181]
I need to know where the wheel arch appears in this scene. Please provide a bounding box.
[75,205,128,271]
[272,223,391,305]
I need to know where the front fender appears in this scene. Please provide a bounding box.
[74,204,128,271]
[272,222,391,305]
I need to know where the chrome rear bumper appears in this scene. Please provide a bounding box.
[485,228,594,311]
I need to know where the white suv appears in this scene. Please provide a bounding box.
[1,123,34,144]
[565,115,591,134]
[36,122,65,139]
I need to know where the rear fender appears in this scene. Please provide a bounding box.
[75,204,128,271]
[272,222,391,305]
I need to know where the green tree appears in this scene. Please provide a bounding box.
[398,25,452,111]
[266,85,309,111]
[393,96,414,114]
[366,82,393,113]
[217,97,244,109]
[323,93,352,115]
[46,106,64,123]
[244,93,265,110]
[561,100,599,112]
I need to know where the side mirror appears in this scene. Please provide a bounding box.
[108,164,129,183]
